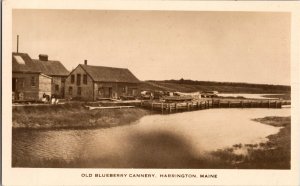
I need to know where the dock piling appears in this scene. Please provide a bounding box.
[140,98,286,114]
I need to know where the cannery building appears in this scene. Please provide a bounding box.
[64,60,140,101]
[12,52,69,101]
[32,54,69,98]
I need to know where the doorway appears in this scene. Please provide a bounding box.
[12,78,17,92]
[104,87,113,98]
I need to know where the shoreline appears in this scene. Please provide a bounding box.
[211,116,291,169]
[12,103,152,130]
[12,106,290,168]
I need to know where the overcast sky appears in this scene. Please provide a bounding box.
[12,10,290,85]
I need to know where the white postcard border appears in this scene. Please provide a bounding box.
[2,1,300,185]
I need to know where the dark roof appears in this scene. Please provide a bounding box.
[31,59,69,76]
[12,52,69,76]
[79,64,140,83]
[12,52,37,72]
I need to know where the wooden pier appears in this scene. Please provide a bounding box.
[140,99,290,114]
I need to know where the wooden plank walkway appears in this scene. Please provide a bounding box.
[140,99,291,114]
[85,105,135,110]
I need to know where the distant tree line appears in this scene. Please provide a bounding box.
[146,78,291,92]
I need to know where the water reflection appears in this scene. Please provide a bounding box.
[217,93,282,99]
[12,108,290,168]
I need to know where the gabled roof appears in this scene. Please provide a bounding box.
[12,52,37,73]
[79,64,140,83]
[31,59,69,76]
[12,52,69,76]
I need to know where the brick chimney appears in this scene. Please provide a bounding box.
[84,60,87,65]
[39,54,48,61]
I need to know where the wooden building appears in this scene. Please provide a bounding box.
[12,52,69,101]
[32,54,69,98]
[64,61,140,101]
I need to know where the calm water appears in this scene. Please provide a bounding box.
[12,108,290,167]
[217,93,282,99]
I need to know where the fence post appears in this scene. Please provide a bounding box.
[228,101,230,108]
[161,103,164,114]
[268,100,270,108]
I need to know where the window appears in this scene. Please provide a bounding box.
[31,76,36,87]
[71,75,75,84]
[77,74,81,86]
[69,87,73,95]
[55,84,59,92]
[83,74,87,84]
[61,78,66,84]
[77,87,81,96]
[14,56,25,64]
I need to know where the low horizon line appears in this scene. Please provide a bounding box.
[144,79,291,87]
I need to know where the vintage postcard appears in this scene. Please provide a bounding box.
[2,0,300,185]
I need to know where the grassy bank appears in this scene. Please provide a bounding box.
[211,116,291,169]
[12,103,151,130]
[12,105,291,168]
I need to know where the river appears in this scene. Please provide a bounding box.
[217,93,283,99]
[12,108,290,168]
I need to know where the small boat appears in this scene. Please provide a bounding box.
[162,96,193,103]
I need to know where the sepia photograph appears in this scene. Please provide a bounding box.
[11,9,291,169]
[2,1,300,185]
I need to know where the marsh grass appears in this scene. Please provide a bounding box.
[211,116,291,169]
[12,105,291,169]
[12,103,151,130]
